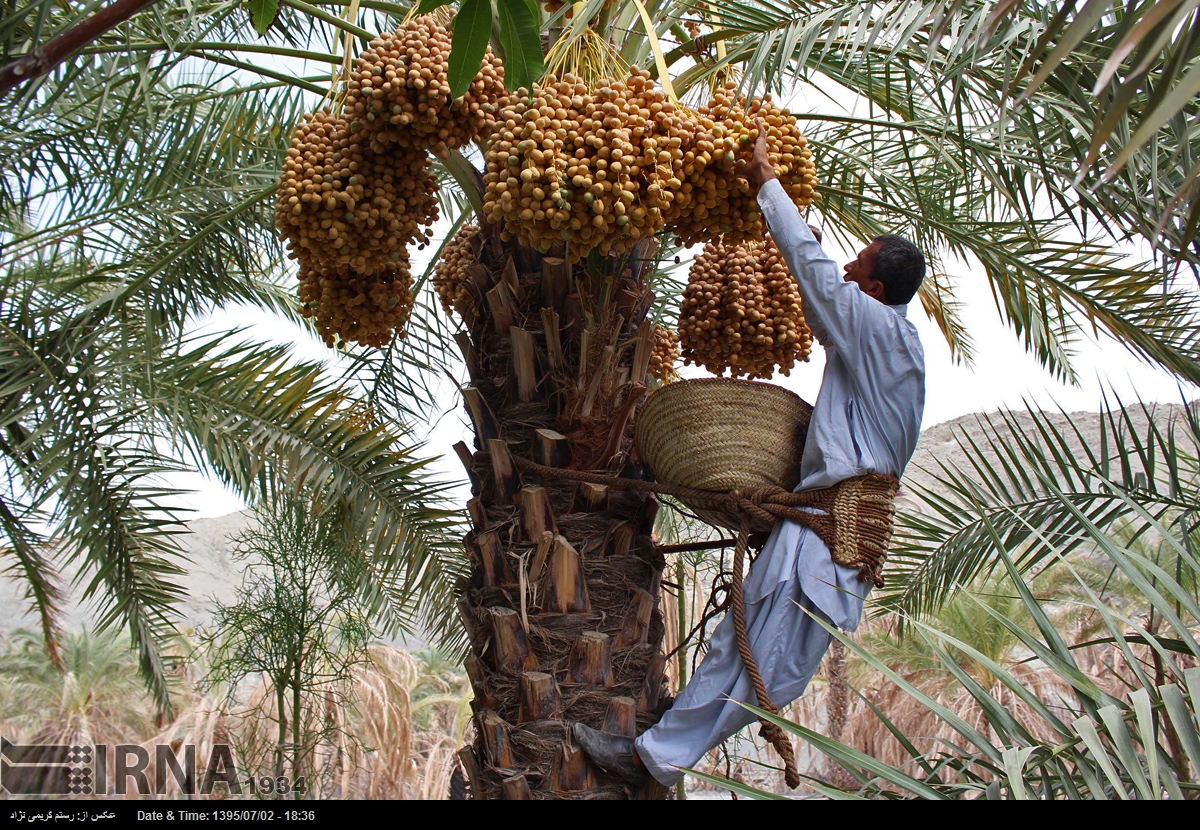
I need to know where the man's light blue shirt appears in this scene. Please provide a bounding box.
[745,179,926,631]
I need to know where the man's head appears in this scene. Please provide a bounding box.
[843,235,926,305]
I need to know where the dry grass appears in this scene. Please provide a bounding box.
[0,631,469,800]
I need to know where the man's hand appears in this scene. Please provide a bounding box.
[734,118,777,191]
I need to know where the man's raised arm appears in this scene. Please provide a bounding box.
[737,123,882,358]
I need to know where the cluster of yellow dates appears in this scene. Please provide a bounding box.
[482,72,818,264]
[277,17,822,376]
[679,238,813,380]
[276,16,502,347]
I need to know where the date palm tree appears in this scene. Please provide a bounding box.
[4,0,1200,799]
[0,11,466,713]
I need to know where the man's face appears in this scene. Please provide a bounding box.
[843,241,887,303]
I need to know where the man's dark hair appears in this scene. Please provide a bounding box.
[871,235,925,305]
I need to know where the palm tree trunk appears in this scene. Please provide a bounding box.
[275,684,287,786]
[291,674,302,800]
[455,224,670,800]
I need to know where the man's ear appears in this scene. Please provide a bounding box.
[864,277,887,303]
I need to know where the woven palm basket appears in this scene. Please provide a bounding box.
[633,378,812,533]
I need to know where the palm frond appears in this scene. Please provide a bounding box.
[3,79,311,333]
[0,256,194,709]
[146,336,468,652]
[885,397,1200,622]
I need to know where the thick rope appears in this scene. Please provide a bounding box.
[511,456,898,587]
[729,518,801,789]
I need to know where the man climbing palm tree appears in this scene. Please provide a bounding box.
[574,122,928,786]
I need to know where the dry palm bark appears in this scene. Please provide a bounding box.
[451,218,670,800]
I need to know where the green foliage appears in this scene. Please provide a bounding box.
[407,647,473,738]
[245,0,282,36]
[204,491,376,789]
[496,0,544,92]
[204,492,375,694]
[1010,1,1200,237]
[449,0,493,98]
[0,628,161,746]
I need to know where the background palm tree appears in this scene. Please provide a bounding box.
[0,7,467,711]
[0,627,164,749]
[4,0,1200,799]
